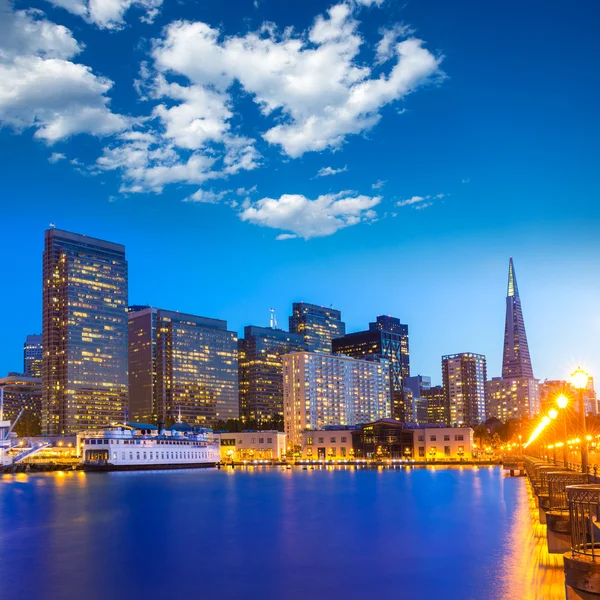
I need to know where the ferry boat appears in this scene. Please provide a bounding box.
[78,423,220,471]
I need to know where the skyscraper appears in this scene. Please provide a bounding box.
[42,228,128,435]
[238,325,306,422]
[283,352,391,446]
[332,315,410,421]
[486,258,540,421]
[23,334,42,378]
[404,375,431,424]
[289,302,345,353]
[0,373,42,436]
[128,308,239,425]
[442,353,487,426]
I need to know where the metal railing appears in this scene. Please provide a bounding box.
[548,472,588,510]
[567,484,600,560]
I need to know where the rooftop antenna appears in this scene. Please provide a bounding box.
[269,308,278,329]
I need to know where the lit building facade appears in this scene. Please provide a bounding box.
[412,427,474,460]
[0,374,42,436]
[23,334,42,378]
[486,377,540,422]
[404,375,430,424]
[423,385,447,425]
[351,420,413,460]
[442,353,487,427]
[128,308,239,425]
[300,428,355,460]
[42,228,128,435]
[283,352,391,447]
[289,302,345,354]
[332,315,410,422]
[539,378,597,416]
[215,431,286,462]
[238,326,307,421]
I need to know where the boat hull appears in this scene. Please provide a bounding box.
[83,461,218,472]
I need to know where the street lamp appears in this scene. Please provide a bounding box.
[570,366,589,474]
[556,393,570,468]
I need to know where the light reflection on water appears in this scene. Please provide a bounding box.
[0,466,567,600]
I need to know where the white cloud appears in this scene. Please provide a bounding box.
[45,0,163,30]
[396,193,445,208]
[275,233,298,241]
[239,190,381,239]
[353,0,384,6]
[375,24,413,65]
[372,179,386,189]
[0,0,128,142]
[236,185,257,195]
[183,189,229,203]
[48,151,66,163]
[317,165,348,177]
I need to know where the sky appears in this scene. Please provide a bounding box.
[0,0,599,385]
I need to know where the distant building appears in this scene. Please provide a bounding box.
[289,302,345,353]
[128,307,239,425]
[351,420,413,460]
[23,334,42,378]
[412,427,474,460]
[238,326,306,422]
[442,353,487,426]
[332,315,410,422]
[283,352,391,447]
[0,374,42,436]
[301,428,355,460]
[539,378,597,417]
[404,375,431,424]
[215,431,286,462]
[486,377,540,422]
[42,228,128,435]
[486,258,539,421]
[423,385,447,425]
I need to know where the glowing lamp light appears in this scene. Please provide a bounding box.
[548,409,558,420]
[557,394,569,409]
[571,367,589,390]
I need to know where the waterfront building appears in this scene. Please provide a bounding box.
[404,375,431,424]
[128,307,238,425]
[423,385,447,425]
[351,420,413,460]
[215,430,286,462]
[413,427,474,460]
[283,352,391,447]
[289,302,345,353]
[0,374,42,436]
[442,353,487,426]
[332,315,410,422]
[42,228,128,435]
[238,326,306,422]
[23,334,42,378]
[300,427,355,460]
[486,258,540,421]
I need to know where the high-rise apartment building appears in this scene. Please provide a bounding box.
[404,375,431,424]
[23,334,42,378]
[238,326,306,421]
[0,374,42,436]
[486,258,539,421]
[128,308,239,425]
[423,385,447,425]
[283,352,391,446]
[442,353,487,426]
[42,228,128,435]
[332,315,410,421]
[289,302,345,353]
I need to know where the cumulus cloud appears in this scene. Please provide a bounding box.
[48,152,66,163]
[375,24,413,65]
[372,179,386,189]
[183,188,229,203]
[239,190,381,239]
[0,0,128,142]
[317,165,348,177]
[45,0,163,29]
[396,193,445,209]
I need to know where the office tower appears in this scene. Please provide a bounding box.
[332,315,410,421]
[486,258,540,421]
[404,375,431,424]
[128,308,238,425]
[289,302,345,353]
[423,385,447,425]
[0,374,42,436]
[238,326,306,422]
[442,353,487,426]
[23,334,42,378]
[42,228,128,435]
[283,352,391,446]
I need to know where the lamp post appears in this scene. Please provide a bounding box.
[557,393,569,468]
[571,367,589,474]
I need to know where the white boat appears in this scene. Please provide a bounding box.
[78,424,220,471]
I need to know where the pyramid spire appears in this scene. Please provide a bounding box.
[502,258,533,378]
[507,257,519,298]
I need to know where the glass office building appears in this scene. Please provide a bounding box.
[23,334,42,378]
[238,326,306,421]
[289,302,345,354]
[42,228,128,434]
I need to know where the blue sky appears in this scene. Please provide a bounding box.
[1,0,599,384]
